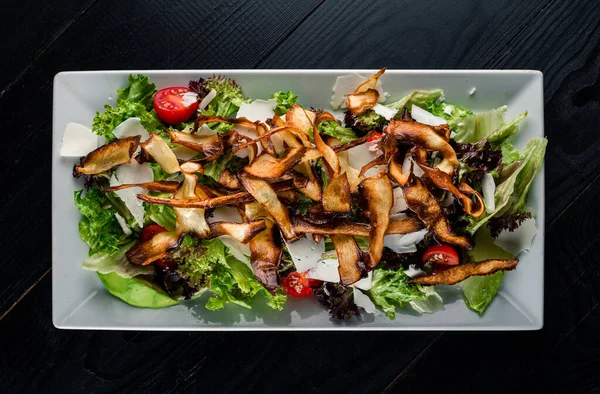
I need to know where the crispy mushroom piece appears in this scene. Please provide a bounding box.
[402,176,473,249]
[208,220,266,243]
[291,216,423,237]
[218,169,241,189]
[417,162,485,218]
[249,220,283,293]
[355,67,386,93]
[285,105,315,147]
[238,174,296,239]
[385,119,459,175]
[127,229,185,265]
[388,151,411,186]
[173,172,211,238]
[75,136,140,175]
[140,133,180,174]
[104,181,180,194]
[322,172,351,213]
[137,179,299,208]
[244,148,306,179]
[361,172,393,270]
[411,258,519,285]
[346,89,380,115]
[313,112,340,174]
[331,234,363,285]
[168,131,223,161]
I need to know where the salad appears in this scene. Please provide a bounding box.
[60,68,546,320]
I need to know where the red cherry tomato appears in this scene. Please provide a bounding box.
[282,272,321,297]
[153,87,199,124]
[140,224,167,243]
[368,132,383,142]
[422,244,459,266]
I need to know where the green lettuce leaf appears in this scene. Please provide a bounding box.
[92,74,162,141]
[368,268,427,319]
[460,228,514,315]
[116,74,157,109]
[386,89,444,110]
[271,90,298,116]
[149,162,172,181]
[82,241,153,278]
[318,120,358,143]
[424,100,472,120]
[98,272,178,309]
[202,76,251,132]
[144,198,176,231]
[409,285,445,314]
[74,189,132,253]
[466,138,547,234]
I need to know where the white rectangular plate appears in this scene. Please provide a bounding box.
[52,70,544,330]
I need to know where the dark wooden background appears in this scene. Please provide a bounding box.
[1,0,599,392]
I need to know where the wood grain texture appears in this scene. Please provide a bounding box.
[259,0,549,69]
[0,0,96,93]
[2,0,600,393]
[0,0,322,318]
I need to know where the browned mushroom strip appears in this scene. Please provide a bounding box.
[291,216,423,237]
[244,148,306,179]
[140,133,180,174]
[208,220,266,243]
[195,115,256,128]
[104,181,180,194]
[238,174,296,239]
[313,112,340,174]
[168,131,223,161]
[322,172,351,213]
[361,173,393,270]
[411,259,519,285]
[331,234,363,285]
[402,177,473,249]
[385,119,459,175]
[346,89,380,115]
[75,136,140,175]
[249,220,283,293]
[218,169,241,189]
[126,229,185,265]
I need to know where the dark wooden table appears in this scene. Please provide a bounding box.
[2,0,599,392]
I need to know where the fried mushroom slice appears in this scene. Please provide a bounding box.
[218,169,241,189]
[244,148,306,179]
[75,136,140,175]
[361,172,393,270]
[313,112,340,174]
[168,131,223,161]
[140,133,180,174]
[385,119,459,175]
[402,177,472,249]
[411,258,519,285]
[292,217,423,237]
[208,220,266,243]
[331,234,363,285]
[104,181,180,194]
[126,229,185,265]
[239,174,296,239]
[249,220,283,293]
[322,172,351,213]
[346,89,380,115]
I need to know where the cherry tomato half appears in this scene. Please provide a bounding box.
[422,244,459,266]
[153,86,199,124]
[367,132,383,142]
[140,224,167,243]
[282,272,322,297]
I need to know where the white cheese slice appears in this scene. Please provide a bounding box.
[443,106,453,116]
[172,146,198,160]
[352,271,373,291]
[112,117,150,142]
[197,124,217,136]
[402,155,424,178]
[347,142,381,178]
[232,125,261,158]
[384,228,429,253]
[285,235,325,273]
[352,287,378,314]
[236,99,277,122]
[181,92,198,107]
[199,89,217,110]
[373,103,397,120]
[404,264,427,279]
[411,105,447,126]
[330,73,385,109]
[481,173,496,212]
[60,122,98,157]
[391,187,408,215]
[114,213,132,235]
[493,217,537,256]
[306,258,340,283]
[110,160,154,227]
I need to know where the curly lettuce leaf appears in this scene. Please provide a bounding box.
[201,76,251,132]
[386,89,444,110]
[144,198,176,231]
[271,90,298,116]
[466,138,547,234]
[74,189,132,253]
[368,268,427,319]
[318,120,358,143]
[314,283,360,320]
[424,99,472,120]
[117,74,157,109]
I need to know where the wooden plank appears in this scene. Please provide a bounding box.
[0,276,441,393]
[0,0,95,93]
[258,0,548,68]
[488,0,600,222]
[0,0,322,317]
